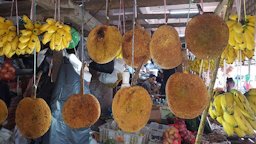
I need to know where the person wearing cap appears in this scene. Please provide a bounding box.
[142,74,158,95]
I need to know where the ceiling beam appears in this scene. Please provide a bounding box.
[84,0,221,11]
[140,23,186,29]
[96,13,198,21]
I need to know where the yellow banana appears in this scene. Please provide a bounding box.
[11,36,18,50]
[22,15,34,30]
[55,21,63,29]
[35,36,41,52]
[18,42,28,50]
[46,18,56,25]
[27,34,37,50]
[221,93,235,114]
[234,33,243,44]
[40,23,51,33]
[42,32,53,44]
[243,49,254,59]
[65,31,72,42]
[32,29,40,35]
[62,37,69,48]
[248,118,256,130]
[20,30,32,36]
[234,127,246,137]
[6,51,15,58]
[248,89,256,96]
[238,43,246,50]
[19,36,30,43]
[228,30,236,46]
[7,31,16,42]
[47,25,58,33]
[226,20,236,28]
[25,47,33,54]
[63,25,71,32]
[231,90,255,120]
[246,26,255,34]
[54,33,62,47]
[8,26,16,32]
[50,34,56,50]
[34,21,41,29]
[223,111,237,127]
[0,34,8,47]
[244,118,255,136]
[216,116,224,125]
[0,16,6,23]
[233,23,244,34]
[229,15,238,21]
[0,29,8,36]
[222,120,234,136]
[0,48,3,56]
[3,42,11,55]
[213,95,224,116]
[234,106,249,132]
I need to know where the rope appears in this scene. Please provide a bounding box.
[122,0,125,34]
[80,0,85,94]
[15,0,19,35]
[199,59,204,77]
[58,0,61,21]
[118,0,122,32]
[105,0,110,24]
[164,0,167,24]
[243,0,246,19]
[10,0,14,18]
[131,0,137,78]
[54,0,57,20]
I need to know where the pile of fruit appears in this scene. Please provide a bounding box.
[171,119,196,144]
[162,127,181,144]
[41,18,72,51]
[246,89,256,116]
[0,15,73,58]
[209,89,256,137]
[17,15,42,55]
[0,16,18,58]
[0,61,16,81]
[221,15,255,64]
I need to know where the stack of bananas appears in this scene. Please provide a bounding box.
[247,89,256,115]
[40,18,72,51]
[0,16,18,58]
[221,15,255,64]
[188,58,224,74]
[209,89,256,137]
[17,15,41,55]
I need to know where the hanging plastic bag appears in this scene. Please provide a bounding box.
[67,28,80,49]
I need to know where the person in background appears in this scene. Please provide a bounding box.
[142,74,158,95]
[226,77,235,92]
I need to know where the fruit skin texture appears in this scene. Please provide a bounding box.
[62,94,101,129]
[150,25,182,69]
[185,13,229,59]
[166,72,209,119]
[0,99,8,124]
[122,27,151,68]
[112,86,152,133]
[87,25,122,64]
[15,97,52,139]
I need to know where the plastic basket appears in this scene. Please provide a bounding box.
[99,120,150,144]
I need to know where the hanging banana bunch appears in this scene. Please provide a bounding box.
[0,16,18,58]
[40,18,72,51]
[17,15,42,55]
[188,58,224,74]
[222,15,255,64]
[209,90,256,137]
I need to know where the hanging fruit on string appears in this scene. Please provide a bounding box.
[40,18,72,51]
[0,16,18,58]
[209,90,256,137]
[87,25,122,64]
[17,15,42,55]
[0,99,8,124]
[222,15,255,64]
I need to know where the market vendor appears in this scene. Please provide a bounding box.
[142,74,159,95]
[226,77,235,92]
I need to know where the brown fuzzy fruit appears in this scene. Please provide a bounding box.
[0,99,8,124]
[150,25,182,69]
[122,27,151,68]
[62,94,101,129]
[112,86,152,132]
[166,73,209,119]
[15,97,52,139]
[87,25,122,64]
[185,13,229,59]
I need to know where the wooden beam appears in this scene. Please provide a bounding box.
[84,0,221,11]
